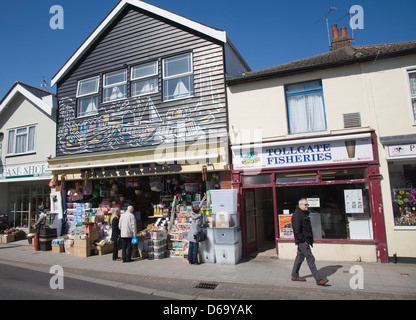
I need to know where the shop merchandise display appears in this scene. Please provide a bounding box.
[8,173,242,265]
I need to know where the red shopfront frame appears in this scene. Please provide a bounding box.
[231,131,388,263]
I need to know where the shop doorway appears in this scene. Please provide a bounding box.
[242,187,275,257]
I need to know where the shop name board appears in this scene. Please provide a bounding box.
[0,162,51,180]
[387,144,416,159]
[232,135,374,171]
[266,144,332,165]
[81,163,182,178]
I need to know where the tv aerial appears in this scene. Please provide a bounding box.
[337,10,355,44]
[315,7,337,50]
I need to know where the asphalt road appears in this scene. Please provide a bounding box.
[0,263,169,300]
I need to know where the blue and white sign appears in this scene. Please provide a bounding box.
[232,133,374,171]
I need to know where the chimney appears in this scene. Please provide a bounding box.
[331,24,352,51]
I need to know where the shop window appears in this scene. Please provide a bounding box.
[276,172,317,183]
[103,69,127,103]
[276,183,372,240]
[76,76,99,117]
[243,174,271,185]
[389,163,416,227]
[321,169,365,181]
[285,80,327,134]
[407,70,416,124]
[163,53,194,101]
[7,125,36,155]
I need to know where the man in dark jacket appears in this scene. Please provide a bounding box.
[291,198,328,286]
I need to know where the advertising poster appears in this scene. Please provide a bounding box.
[278,214,294,238]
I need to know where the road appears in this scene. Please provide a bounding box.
[0,263,170,300]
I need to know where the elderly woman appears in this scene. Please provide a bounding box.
[186,195,206,265]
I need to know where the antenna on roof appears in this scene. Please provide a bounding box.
[337,11,355,44]
[41,76,49,92]
[315,7,337,50]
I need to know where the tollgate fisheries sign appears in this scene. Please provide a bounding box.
[232,134,374,171]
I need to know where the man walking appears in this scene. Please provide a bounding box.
[118,205,137,263]
[291,198,328,286]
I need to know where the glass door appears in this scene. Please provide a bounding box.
[243,189,258,255]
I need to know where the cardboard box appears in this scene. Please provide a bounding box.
[2,234,15,243]
[74,248,90,257]
[86,227,99,242]
[52,243,65,253]
[95,243,113,255]
[215,221,230,228]
[74,238,91,257]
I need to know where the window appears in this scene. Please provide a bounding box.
[7,126,36,155]
[163,53,194,101]
[276,183,372,240]
[131,61,158,97]
[408,70,416,123]
[285,80,326,134]
[389,163,416,228]
[103,70,127,102]
[76,76,99,117]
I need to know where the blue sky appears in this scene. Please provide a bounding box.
[1,0,415,99]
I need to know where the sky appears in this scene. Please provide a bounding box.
[1,0,415,99]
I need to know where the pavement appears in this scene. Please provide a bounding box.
[1,239,416,300]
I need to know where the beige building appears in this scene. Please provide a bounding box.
[0,82,57,232]
[226,25,416,263]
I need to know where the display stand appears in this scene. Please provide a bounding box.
[168,205,192,258]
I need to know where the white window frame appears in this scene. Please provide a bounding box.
[76,76,100,117]
[285,79,327,134]
[7,125,36,156]
[406,68,416,125]
[103,69,127,103]
[131,61,158,97]
[162,53,194,101]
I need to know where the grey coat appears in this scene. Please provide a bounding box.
[187,207,204,243]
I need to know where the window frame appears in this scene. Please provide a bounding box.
[76,76,100,118]
[162,52,194,101]
[406,68,416,125]
[103,69,127,103]
[131,61,159,97]
[285,79,327,135]
[6,125,36,156]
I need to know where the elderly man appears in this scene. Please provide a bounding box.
[118,205,137,263]
[291,198,328,286]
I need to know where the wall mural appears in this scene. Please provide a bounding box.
[57,62,225,155]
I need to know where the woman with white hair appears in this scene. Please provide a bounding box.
[118,205,137,263]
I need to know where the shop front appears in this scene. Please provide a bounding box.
[231,131,388,263]
[0,162,52,233]
[380,135,416,260]
[47,140,231,258]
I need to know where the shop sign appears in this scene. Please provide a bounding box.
[0,162,51,180]
[80,163,182,178]
[232,135,373,171]
[386,144,416,160]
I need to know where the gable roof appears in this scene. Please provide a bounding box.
[0,82,56,116]
[51,0,228,87]
[227,40,416,84]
